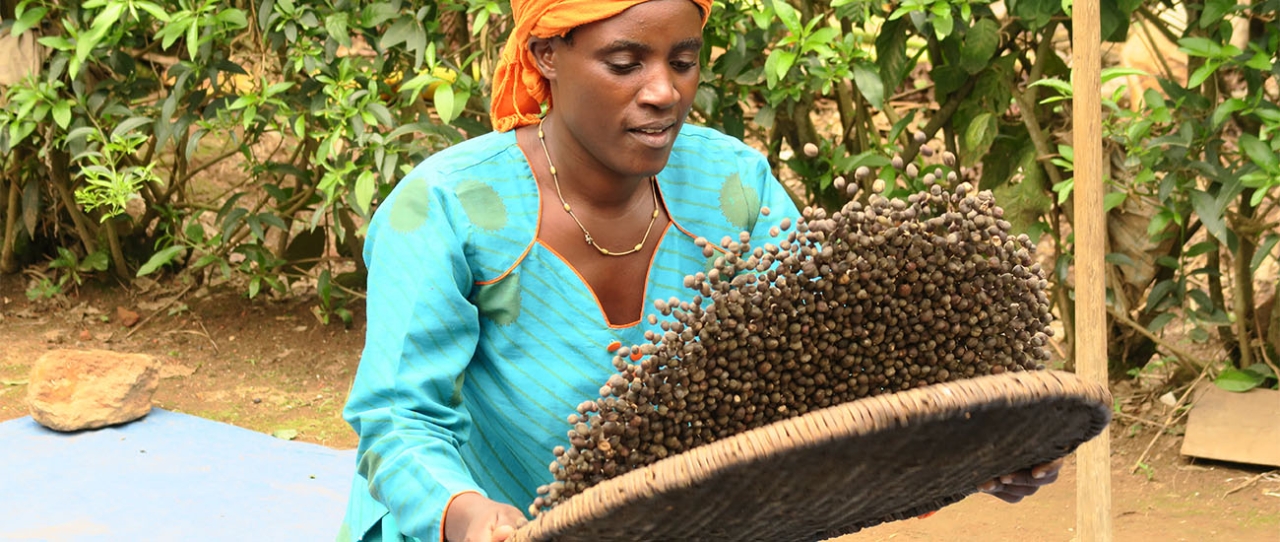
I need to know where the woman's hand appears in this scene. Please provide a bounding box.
[444,492,529,542]
[978,458,1064,504]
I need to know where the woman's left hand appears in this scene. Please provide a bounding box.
[978,458,1064,503]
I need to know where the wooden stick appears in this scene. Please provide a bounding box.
[1111,411,1163,428]
[123,283,194,340]
[1222,470,1277,498]
[1130,362,1211,474]
[1073,0,1111,540]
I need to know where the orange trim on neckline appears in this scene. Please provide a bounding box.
[535,223,669,329]
[474,132,543,287]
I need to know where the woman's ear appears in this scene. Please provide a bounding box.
[528,37,556,80]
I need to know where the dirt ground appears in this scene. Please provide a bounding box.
[1,273,1277,541]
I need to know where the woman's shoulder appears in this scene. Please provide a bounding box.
[661,124,794,238]
[371,130,538,283]
[405,130,524,189]
[671,124,767,162]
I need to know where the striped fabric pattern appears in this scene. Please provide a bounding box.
[340,125,800,541]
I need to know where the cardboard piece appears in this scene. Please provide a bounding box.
[1181,385,1280,467]
[0,23,44,87]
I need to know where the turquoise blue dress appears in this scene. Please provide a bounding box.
[338,125,800,541]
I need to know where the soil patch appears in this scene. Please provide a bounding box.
[1,273,1276,540]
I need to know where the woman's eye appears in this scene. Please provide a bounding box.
[607,62,640,73]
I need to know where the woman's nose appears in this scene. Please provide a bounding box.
[637,67,680,109]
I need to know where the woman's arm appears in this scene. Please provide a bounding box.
[344,175,494,541]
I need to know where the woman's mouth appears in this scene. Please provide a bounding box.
[629,124,676,148]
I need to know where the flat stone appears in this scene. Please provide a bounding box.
[26,349,160,431]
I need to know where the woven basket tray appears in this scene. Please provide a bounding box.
[512,370,1111,542]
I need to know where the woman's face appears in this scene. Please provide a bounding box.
[534,0,703,182]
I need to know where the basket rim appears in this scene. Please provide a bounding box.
[515,369,1112,542]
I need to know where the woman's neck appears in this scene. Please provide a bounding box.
[538,116,651,213]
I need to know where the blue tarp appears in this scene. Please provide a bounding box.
[0,408,355,541]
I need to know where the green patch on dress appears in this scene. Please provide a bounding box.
[334,523,351,542]
[389,182,431,232]
[719,173,760,231]
[474,272,521,326]
[358,450,384,499]
[450,373,465,407]
[457,180,508,232]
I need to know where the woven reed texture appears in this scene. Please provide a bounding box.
[512,370,1111,542]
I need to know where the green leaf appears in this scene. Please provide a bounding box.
[1211,98,1249,129]
[1189,189,1227,243]
[806,28,841,53]
[1215,368,1264,392]
[185,222,206,243]
[247,216,266,242]
[194,253,221,269]
[960,18,1000,74]
[433,82,457,124]
[1245,51,1273,72]
[1013,0,1059,30]
[379,17,414,50]
[12,6,49,37]
[1185,241,1217,258]
[1146,279,1178,310]
[1251,234,1279,274]
[365,103,395,127]
[37,35,74,51]
[136,246,187,277]
[1239,134,1279,172]
[1099,0,1130,42]
[1201,0,1235,28]
[1187,61,1219,89]
[90,2,126,39]
[354,170,376,215]
[272,428,299,440]
[1029,78,1074,98]
[764,49,797,89]
[851,62,884,110]
[51,101,72,130]
[217,9,248,28]
[1245,363,1276,379]
[113,116,154,138]
[136,2,171,23]
[1103,191,1127,212]
[472,8,492,36]
[257,213,288,232]
[324,13,352,47]
[961,112,998,167]
[754,104,775,129]
[81,251,109,272]
[931,8,954,39]
[772,0,801,34]
[876,18,912,96]
[1178,37,1219,58]
[1105,252,1135,267]
[1146,312,1176,333]
[1101,67,1147,85]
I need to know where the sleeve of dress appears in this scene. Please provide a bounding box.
[343,173,484,541]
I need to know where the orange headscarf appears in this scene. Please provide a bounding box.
[489,0,713,132]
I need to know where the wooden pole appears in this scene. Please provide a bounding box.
[1072,0,1111,540]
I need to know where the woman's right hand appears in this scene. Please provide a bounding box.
[444,492,529,542]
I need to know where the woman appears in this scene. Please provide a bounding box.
[340,1,1060,541]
